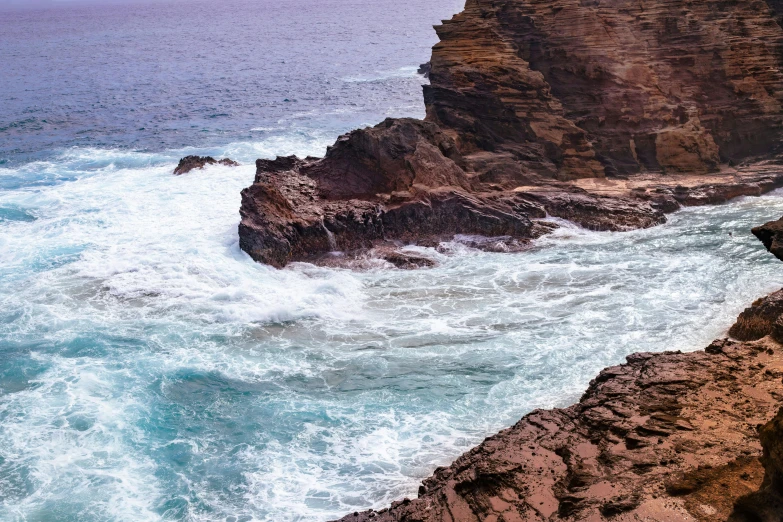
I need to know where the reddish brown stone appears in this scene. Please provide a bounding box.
[238,0,783,267]
[173,155,239,175]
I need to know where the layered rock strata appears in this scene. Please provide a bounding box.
[332,223,783,521]
[425,0,783,178]
[239,0,783,267]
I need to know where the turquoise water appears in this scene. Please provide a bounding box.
[3,0,783,520]
[2,149,783,521]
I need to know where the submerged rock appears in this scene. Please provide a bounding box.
[173,155,239,175]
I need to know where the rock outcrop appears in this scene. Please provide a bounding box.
[753,216,783,262]
[730,408,783,522]
[336,341,782,522]
[239,0,783,267]
[173,155,238,175]
[331,222,783,522]
[730,289,783,342]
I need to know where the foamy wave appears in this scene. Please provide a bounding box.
[342,66,422,83]
[3,146,783,521]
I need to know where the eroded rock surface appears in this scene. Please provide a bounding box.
[239,118,564,267]
[731,408,783,522]
[731,290,783,342]
[425,0,783,179]
[239,0,783,267]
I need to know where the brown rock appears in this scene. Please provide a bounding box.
[655,115,721,174]
[374,248,437,269]
[730,290,783,341]
[332,339,783,522]
[730,408,783,521]
[173,155,239,175]
[753,217,783,262]
[238,120,547,267]
[238,0,783,268]
[425,0,783,178]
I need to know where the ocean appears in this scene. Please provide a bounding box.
[2,1,783,521]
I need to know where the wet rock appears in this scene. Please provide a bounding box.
[173,155,239,175]
[730,290,783,341]
[753,217,783,262]
[378,252,435,269]
[238,119,541,267]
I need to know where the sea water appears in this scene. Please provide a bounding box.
[2,1,783,521]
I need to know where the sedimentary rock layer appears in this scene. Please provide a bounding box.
[426,0,783,179]
[239,0,783,267]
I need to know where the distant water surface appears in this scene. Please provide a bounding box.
[0,0,459,163]
[2,1,783,522]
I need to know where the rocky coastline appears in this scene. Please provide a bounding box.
[238,0,783,268]
[231,0,783,519]
[333,217,783,522]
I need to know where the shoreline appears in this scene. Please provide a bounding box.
[332,218,783,520]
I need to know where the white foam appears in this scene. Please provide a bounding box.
[3,150,783,521]
[341,65,422,83]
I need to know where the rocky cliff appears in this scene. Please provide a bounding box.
[425,0,783,179]
[239,0,783,267]
[331,219,783,522]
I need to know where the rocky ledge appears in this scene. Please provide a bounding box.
[332,219,783,522]
[238,119,783,267]
[239,0,783,268]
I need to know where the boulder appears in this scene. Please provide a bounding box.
[173,155,239,175]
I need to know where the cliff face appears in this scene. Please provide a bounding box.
[332,221,783,522]
[425,0,783,180]
[239,0,783,267]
